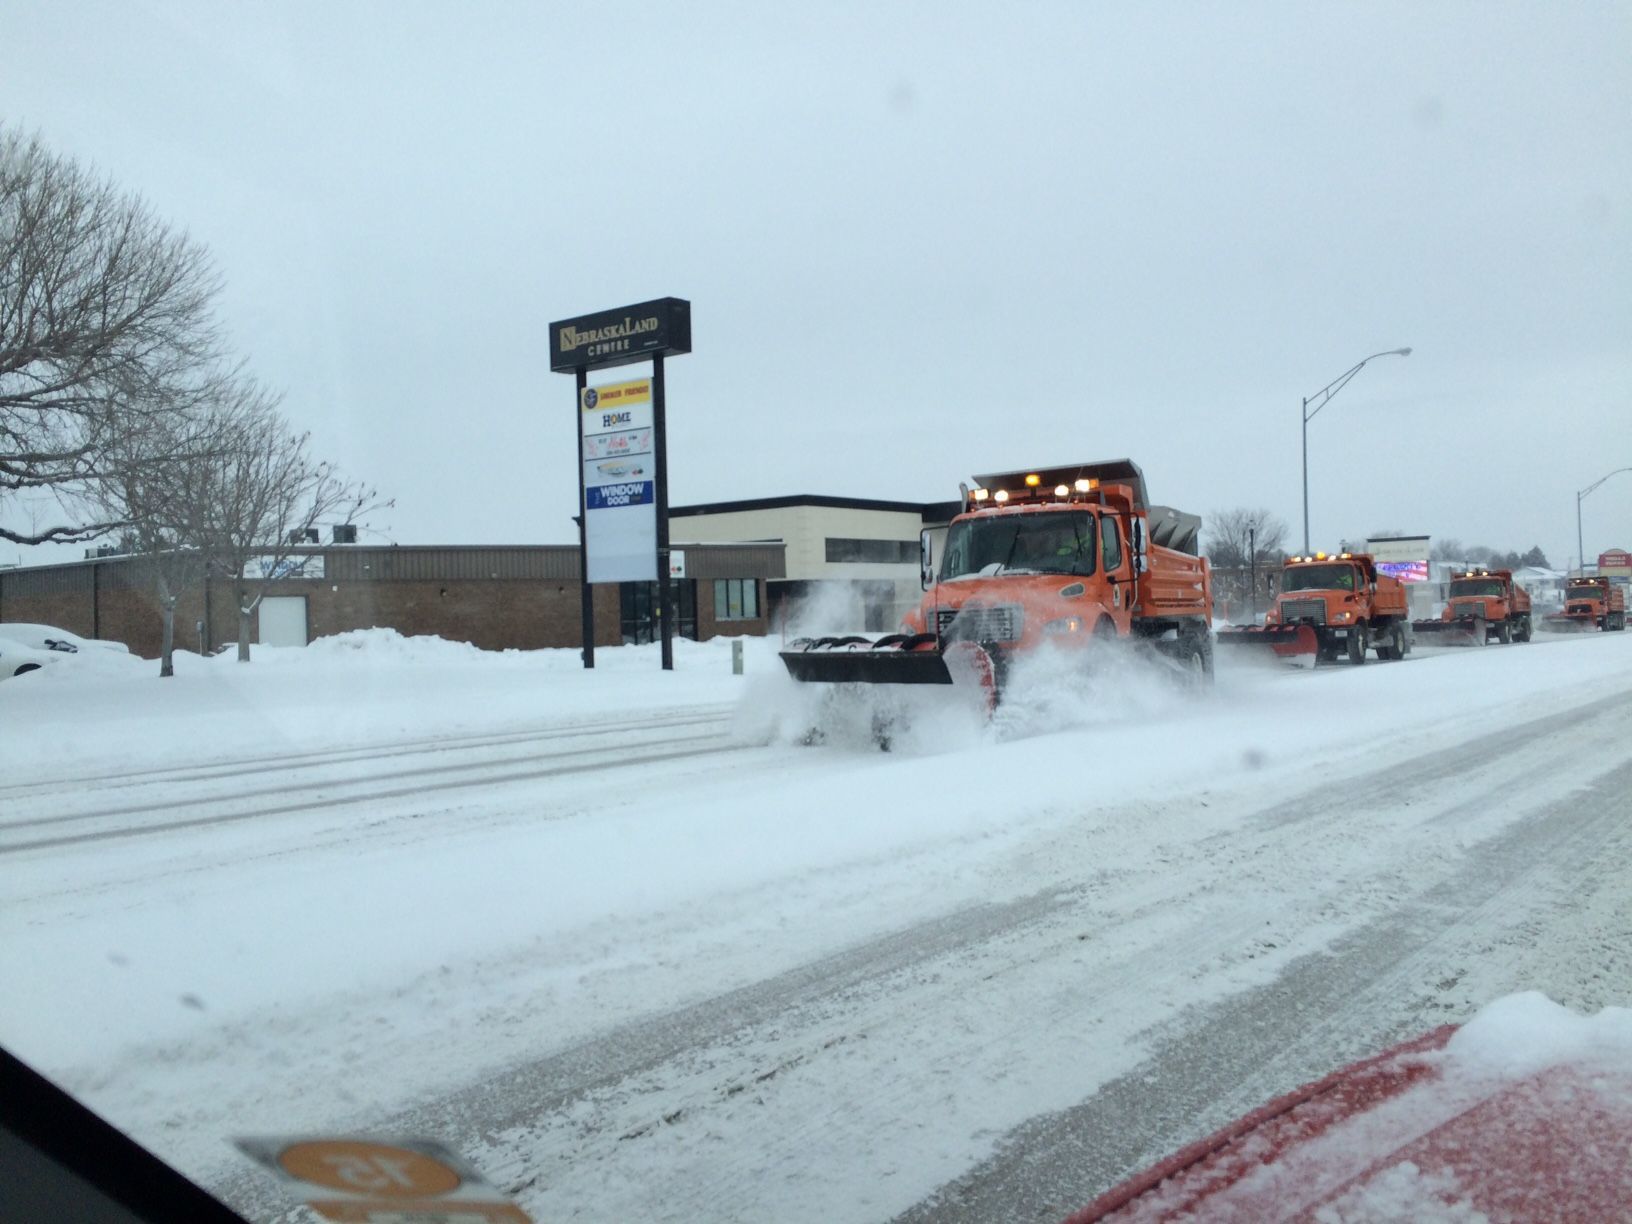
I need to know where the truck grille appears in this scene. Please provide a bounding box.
[936,605,1021,642]
[1279,598,1326,625]
[1450,601,1486,619]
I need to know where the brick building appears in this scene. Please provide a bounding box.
[0,543,784,658]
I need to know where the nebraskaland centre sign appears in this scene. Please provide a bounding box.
[549,297,691,670]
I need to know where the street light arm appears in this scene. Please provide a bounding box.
[1303,348,1412,423]
[1578,466,1632,500]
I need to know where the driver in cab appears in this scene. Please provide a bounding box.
[1017,526,1081,573]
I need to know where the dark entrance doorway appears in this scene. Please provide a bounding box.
[620,580,696,645]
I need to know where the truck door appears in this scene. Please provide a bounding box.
[1101,517,1129,620]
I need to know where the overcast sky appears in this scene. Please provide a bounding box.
[4,1,1629,570]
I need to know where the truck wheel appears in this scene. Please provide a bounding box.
[1498,619,1513,645]
[1518,617,1532,642]
[1176,631,1214,688]
[1347,624,1368,665]
[1388,624,1407,660]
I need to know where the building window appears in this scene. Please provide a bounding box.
[824,538,917,564]
[714,578,759,621]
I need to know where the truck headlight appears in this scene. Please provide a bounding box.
[1043,617,1085,635]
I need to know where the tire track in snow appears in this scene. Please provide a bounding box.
[208,886,1083,1224]
[0,727,730,834]
[0,739,758,855]
[0,705,733,799]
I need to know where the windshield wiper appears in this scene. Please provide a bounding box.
[995,525,1023,575]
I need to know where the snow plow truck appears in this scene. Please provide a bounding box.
[779,459,1214,710]
[1413,568,1533,646]
[1542,575,1628,633]
[1216,552,1410,665]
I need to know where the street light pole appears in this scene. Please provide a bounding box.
[1249,523,1257,621]
[1300,348,1412,552]
[1577,467,1632,576]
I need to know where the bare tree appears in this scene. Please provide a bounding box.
[90,405,232,676]
[1,126,223,544]
[188,389,388,661]
[1430,538,1463,562]
[1204,507,1288,568]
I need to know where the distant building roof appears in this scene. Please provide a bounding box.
[670,494,961,523]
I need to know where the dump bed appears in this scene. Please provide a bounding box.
[1138,541,1211,622]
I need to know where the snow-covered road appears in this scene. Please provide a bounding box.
[2,629,1629,1223]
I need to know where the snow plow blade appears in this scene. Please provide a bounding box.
[1412,616,1485,646]
[1214,623,1319,662]
[1540,614,1594,634]
[779,636,954,686]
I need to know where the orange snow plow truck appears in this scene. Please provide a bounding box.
[1216,552,1411,665]
[1412,568,1533,646]
[1542,576,1628,633]
[779,459,1214,705]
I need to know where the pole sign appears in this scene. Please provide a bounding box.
[549,297,691,373]
[1598,548,1631,577]
[1367,535,1431,583]
[552,297,689,671]
[582,377,657,582]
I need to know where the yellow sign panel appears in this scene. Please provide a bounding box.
[581,378,651,412]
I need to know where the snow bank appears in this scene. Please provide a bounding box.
[1442,990,1632,1080]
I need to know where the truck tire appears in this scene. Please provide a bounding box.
[1386,624,1407,660]
[1347,623,1368,665]
[1518,616,1532,642]
[1498,619,1513,645]
[1177,630,1214,687]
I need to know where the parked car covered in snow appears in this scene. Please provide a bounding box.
[0,623,131,655]
[0,636,65,680]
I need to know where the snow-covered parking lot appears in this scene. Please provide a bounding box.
[3,628,1630,1222]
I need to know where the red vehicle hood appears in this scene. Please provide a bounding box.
[1067,993,1632,1222]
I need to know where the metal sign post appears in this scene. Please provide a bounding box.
[549,298,691,671]
[653,352,672,671]
[574,366,594,668]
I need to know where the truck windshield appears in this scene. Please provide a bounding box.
[1450,580,1505,597]
[940,512,1097,580]
[1566,585,1602,601]
[1281,564,1358,592]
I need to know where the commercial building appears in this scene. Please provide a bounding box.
[0,542,783,658]
[670,494,959,631]
[0,490,971,658]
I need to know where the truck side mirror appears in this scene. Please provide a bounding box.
[920,529,935,590]
[1131,518,1150,573]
